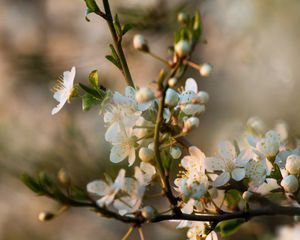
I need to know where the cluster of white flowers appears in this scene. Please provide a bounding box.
[51,66,300,240]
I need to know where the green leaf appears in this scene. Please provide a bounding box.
[105,55,122,69]
[225,189,242,209]
[89,70,99,88]
[21,174,44,195]
[84,0,100,12]
[270,164,282,180]
[79,83,102,98]
[82,93,101,111]
[161,149,172,170]
[215,219,245,237]
[113,14,122,37]
[122,23,133,36]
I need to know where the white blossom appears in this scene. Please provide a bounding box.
[286,155,300,175]
[281,175,299,193]
[87,169,126,207]
[179,78,206,115]
[175,146,209,200]
[205,141,252,187]
[199,63,213,77]
[175,40,191,57]
[51,66,76,115]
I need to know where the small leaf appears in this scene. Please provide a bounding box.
[225,189,242,209]
[84,0,100,12]
[89,70,99,88]
[113,14,122,37]
[270,164,282,180]
[82,93,101,111]
[79,83,102,98]
[122,23,133,35]
[215,218,245,238]
[21,174,44,195]
[105,55,122,69]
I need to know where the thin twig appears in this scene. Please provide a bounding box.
[138,227,145,240]
[121,226,134,240]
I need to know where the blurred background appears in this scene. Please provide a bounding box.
[1,0,300,239]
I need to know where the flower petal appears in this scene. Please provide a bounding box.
[214,172,230,187]
[218,141,236,161]
[128,147,136,166]
[86,180,108,196]
[110,145,130,163]
[231,168,245,181]
[185,78,198,92]
[235,149,252,167]
[204,157,225,171]
[189,146,205,161]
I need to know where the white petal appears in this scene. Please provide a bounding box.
[185,78,198,92]
[235,149,252,167]
[179,91,196,104]
[134,167,145,185]
[206,231,218,240]
[114,169,126,189]
[218,141,236,161]
[51,101,66,115]
[181,199,195,214]
[189,146,205,161]
[110,145,130,163]
[128,147,136,166]
[140,162,156,182]
[181,104,205,115]
[125,86,136,100]
[86,180,108,196]
[105,122,121,142]
[214,172,230,187]
[204,157,225,171]
[231,168,245,181]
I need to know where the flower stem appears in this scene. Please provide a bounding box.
[101,0,135,88]
[153,64,181,214]
[147,51,170,66]
[138,227,145,240]
[121,226,134,240]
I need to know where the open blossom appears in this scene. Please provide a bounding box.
[256,130,281,159]
[175,146,208,200]
[113,163,156,215]
[51,66,76,115]
[87,169,126,207]
[109,127,138,166]
[179,78,206,115]
[205,141,252,187]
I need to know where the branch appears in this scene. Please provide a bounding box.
[153,64,181,214]
[99,0,135,88]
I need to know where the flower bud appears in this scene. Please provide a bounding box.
[135,87,155,103]
[193,91,209,104]
[168,77,177,87]
[141,206,156,220]
[57,168,71,187]
[242,191,253,201]
[247,116,266,135]
[133,34,149,52]
[175,40,191,58]
[38,211,55,222]
[170,146,182,159]
[286,155,300,174]
[199,63,213,77]
[281,175,299,193]
[165,88,179,107]
[183,117,199,133]
[148,142,155,151]
[139,147,155,162]
[177,12,188,24]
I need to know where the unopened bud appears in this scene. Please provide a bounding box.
[165,88,179,107]
[170,146,182,159]
[38,211,55,222]
[133,34,149,52]
[247,116,266,135]
[148,142,155,151]
[57,168,71,187]
[141,206,156,220]
[135,87,155,103]
[281,175,299,193]
[175,40,191,58]
[139,147,155,162]
[168,77,177,87]
[199,63,213,77]
[183,117,199,133]
[177,12,188,24]
[286,155,300,175]
[181,103,205,115]
[242,191,253,201]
